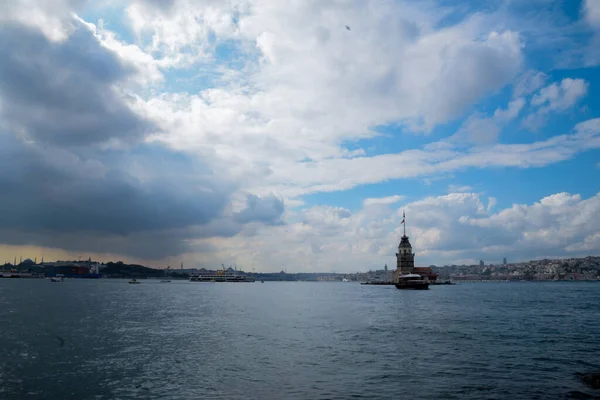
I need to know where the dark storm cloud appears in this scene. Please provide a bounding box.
[0,136,242,258]
[0,228,190,260]
[0,21,155,146]
[0,138,232,235]
[0,14,287,259]
[233,194,285,225]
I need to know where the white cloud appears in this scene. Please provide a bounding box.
[524,78,589,130]
[76,16,165,87]
[0,0,85,42]
[494,97,526,122]
[487,196,497,212]
[566,232,600,252]
[248,11,523,131]
[453,113,502,145]
[1,0,598,270]
[125,0,240,68]
[72,0,548,202]
[582,0,600,66]
[452,97,525,144]
[448,185,473,193]
[363,195,405,206]
[513,70,548,98]
[531,78,589,111]
[584,0,600,30]
[134,0,524,164]
[248,118,600,198]
[182,191,600,272]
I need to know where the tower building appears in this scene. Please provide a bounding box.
[393,211,415,282]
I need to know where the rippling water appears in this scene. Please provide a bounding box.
[1,279,599,399]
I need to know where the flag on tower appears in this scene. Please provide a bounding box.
[401,210,405,224]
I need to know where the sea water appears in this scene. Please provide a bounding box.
[1,279,599,399]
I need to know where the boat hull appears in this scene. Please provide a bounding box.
[189,279,255,282]
[190,275,255,282]
[395,282,430,290]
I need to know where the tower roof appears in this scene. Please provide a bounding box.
[398,234,412,249]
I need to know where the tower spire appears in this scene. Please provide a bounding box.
[401,210,406,237]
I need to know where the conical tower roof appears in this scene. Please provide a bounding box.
[398,234,412,249]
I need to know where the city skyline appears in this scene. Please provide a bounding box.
[1,252,595,274]
[0,1,599,272]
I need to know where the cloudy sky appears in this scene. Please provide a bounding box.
[1,0,599,272]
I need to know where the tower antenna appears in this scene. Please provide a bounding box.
[401,210,406,236]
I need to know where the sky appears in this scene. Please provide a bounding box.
[0,0,599,272]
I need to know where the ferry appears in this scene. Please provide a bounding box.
[395,273,430,290]
[0,271,44,279]
[189,267,255,283]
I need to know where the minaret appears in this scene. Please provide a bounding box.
[393,211,415,282]
[384,263,389,281]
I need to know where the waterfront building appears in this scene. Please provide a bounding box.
[414,266,438,281]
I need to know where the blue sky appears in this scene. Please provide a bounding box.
[305,61,600,212]
[0,0,599,271]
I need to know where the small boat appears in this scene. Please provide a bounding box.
[395,274,429,290]
[160,280,171,283]
[128,278,141,284]
[49,277,64,283]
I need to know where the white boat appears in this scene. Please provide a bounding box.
[395,273,429,290]
[189,267,255,283]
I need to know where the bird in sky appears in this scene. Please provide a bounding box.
[345,25,351,31]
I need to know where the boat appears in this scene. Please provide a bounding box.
[160,280,171,283]
[395,273,429,290]
[189,267,255,283]
[49,277,64,282]
[128,278,141,284]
